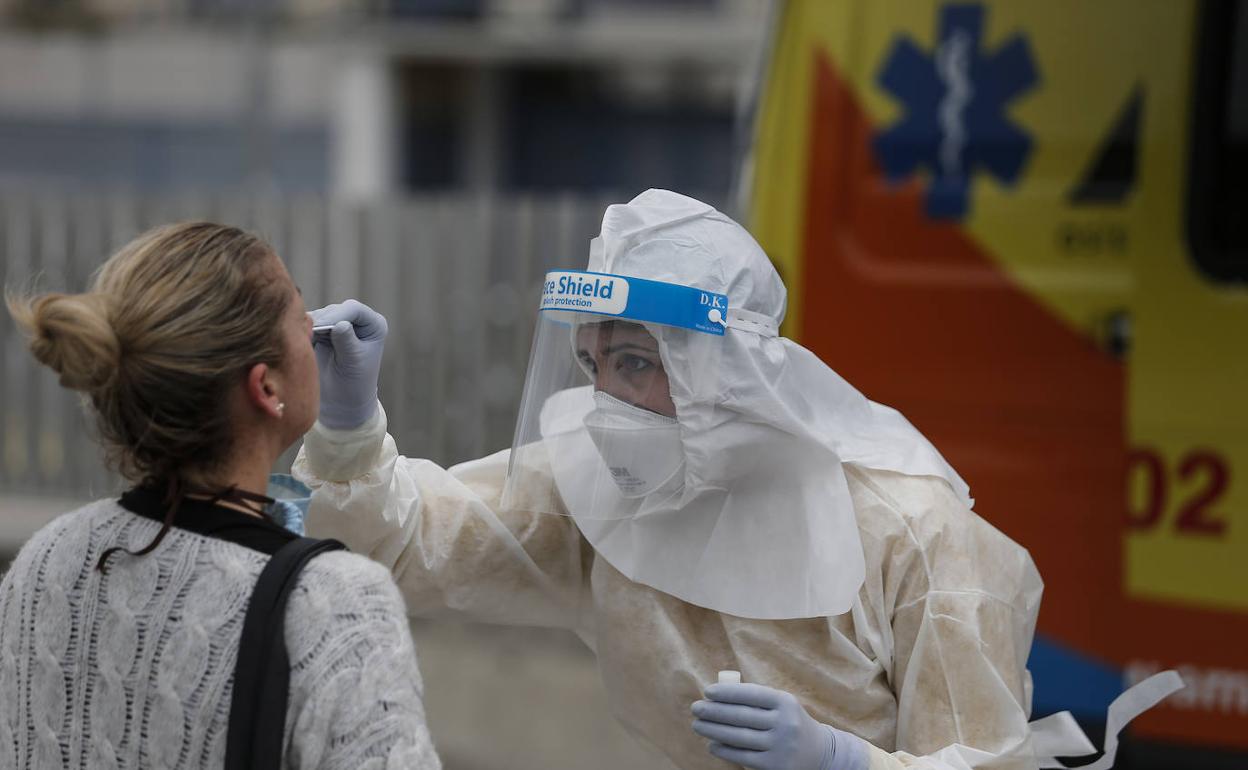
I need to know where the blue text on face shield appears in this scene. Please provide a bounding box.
[540,271,630,314]
[545,274,617,299]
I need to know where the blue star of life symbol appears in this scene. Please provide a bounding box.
[873,4,1039,220]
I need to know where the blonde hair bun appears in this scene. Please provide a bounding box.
[6,222,287,485]
[9,291,121,392]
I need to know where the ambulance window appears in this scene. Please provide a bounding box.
[1188,0,1248,284]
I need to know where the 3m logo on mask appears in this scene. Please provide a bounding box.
[541,271,630,315]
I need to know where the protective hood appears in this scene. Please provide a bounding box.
[521,189,972,620]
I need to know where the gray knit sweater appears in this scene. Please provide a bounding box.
[0,499,441,769]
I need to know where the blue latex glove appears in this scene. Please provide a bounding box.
[692,683,866,770]
[310,300,388,430]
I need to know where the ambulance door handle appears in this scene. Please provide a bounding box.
[1097,309,1132,360]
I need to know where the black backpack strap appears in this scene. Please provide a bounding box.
[225,537,347,770]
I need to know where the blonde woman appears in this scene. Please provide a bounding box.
[0,224,441,769]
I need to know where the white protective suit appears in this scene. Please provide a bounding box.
[294,191,1134,770]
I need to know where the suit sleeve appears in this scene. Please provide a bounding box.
[858,484,1044,770]
[293,403,589,631]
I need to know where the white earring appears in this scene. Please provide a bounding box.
[277,402,286,416]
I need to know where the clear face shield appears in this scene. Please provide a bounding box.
[503,270,728,519]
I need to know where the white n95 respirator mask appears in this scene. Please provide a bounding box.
[582,391,685,498]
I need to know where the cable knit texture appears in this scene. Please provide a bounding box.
[0,499,441,770]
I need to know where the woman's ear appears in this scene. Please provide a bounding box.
[245,362,283,418]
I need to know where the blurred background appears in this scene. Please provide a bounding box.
[0,1,1245,769]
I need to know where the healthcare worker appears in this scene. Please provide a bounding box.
[295,191,1170,770]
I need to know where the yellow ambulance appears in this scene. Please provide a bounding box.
[748,0,1248,754]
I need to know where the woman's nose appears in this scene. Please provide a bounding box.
[594,371,628,401]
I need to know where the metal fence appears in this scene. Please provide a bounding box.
[0,189,658,498]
